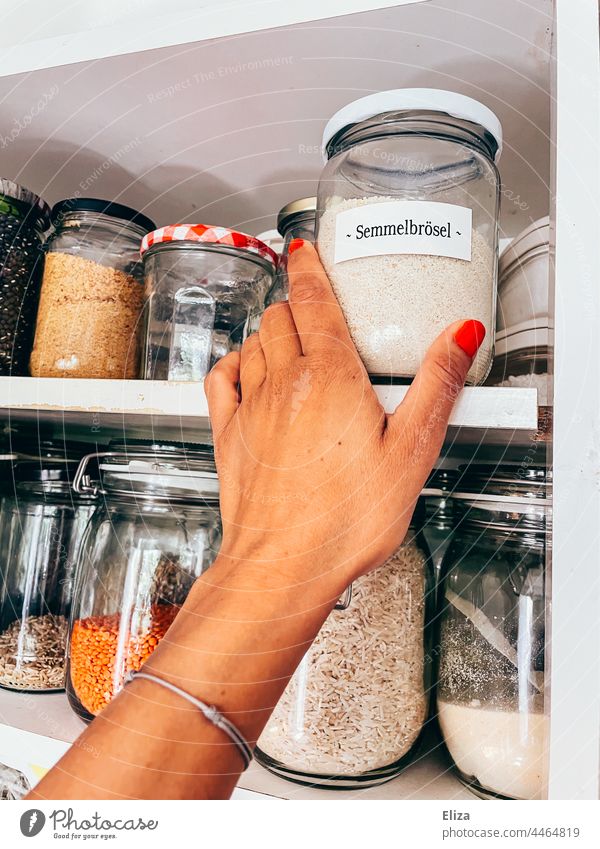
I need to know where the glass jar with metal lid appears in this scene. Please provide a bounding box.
[437,465,549,800]
[256,508,434,789]
[66,441,222,721]
[317,89,501,384]
[30,198,155,379]
[0,453,95,692]
[266,197,317,306]
[487,218,551,421]
[0,179,50,375]
[422,468,458,586]
[141,224,277,381]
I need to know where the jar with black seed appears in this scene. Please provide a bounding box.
[0,180,50,375]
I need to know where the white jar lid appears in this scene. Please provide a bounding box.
[499,216,550,278]
[321,89,503,161]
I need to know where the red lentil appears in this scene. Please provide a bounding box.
[69,603,179,716]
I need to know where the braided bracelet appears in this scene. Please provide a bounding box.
[126,670,253,770]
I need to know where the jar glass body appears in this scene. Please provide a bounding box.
[266,209,316,306]
[30,211,148,379]
[0,192,46,375]
[0,482,94,692]
[66,498,222,720]
[317,113,499,384]
[256,520,434,788]
[142,243,273,381]
[0,762,31,799]
[437,509,548,800]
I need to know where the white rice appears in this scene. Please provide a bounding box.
[257,540,428,776]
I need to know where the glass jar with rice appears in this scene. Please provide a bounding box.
[256,507,434,789]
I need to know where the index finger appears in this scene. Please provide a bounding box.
[287,239,355,356]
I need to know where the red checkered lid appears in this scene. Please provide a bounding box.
[140,223,278,268]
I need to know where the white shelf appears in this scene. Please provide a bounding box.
[0,377,538,434]
[0,688,470,800]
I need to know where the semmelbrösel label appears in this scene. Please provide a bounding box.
[333,200,473,264]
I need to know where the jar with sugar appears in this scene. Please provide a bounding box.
[317,89,502,384]
[437,465,549,799]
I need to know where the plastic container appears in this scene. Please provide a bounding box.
[266,197,317,306]
[66,441,222,721]
[140,224,276,381]
[437,465,549,800]
[0,180,50,375]
[317,89,501,384]
[30,199,155,379]
[0,456,95,692]
[256,511,434,789]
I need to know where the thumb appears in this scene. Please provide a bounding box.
[386,319,486,464]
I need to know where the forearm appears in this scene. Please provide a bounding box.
[30,553,347,800]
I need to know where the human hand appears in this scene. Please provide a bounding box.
[205,240,485,595]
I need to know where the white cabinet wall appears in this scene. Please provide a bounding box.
[0,0,598,800]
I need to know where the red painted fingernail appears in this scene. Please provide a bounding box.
[453,320,486,358]
[288,238,305,255]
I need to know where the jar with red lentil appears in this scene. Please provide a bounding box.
[66,441,221,721]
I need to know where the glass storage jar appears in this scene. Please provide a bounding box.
[0,762,31,799]
[437,465,549,800]
[256,510,434,789]
[0,180,50,375]
[66,441,222,721]
[422,468,458,587]
[317,89,501,384]
[487,217,551,436]
[30,198,155,379]
[266,197,317,306]
[0,457,95,692]
[141,224,276,381]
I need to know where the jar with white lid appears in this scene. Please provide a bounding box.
[317,89,501,384]
[256,510,434,789]
[487,217,551,410]
[266,197,317,306]
[66,441,221,721]
[141,224,276,381]
[437,465,549,800]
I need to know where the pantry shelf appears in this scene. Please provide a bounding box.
[0,377,539,443]
[0,688,470,801]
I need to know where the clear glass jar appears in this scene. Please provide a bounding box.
[0,458,95,692]
[0,762,31,799]
[141,225,276,381]
[266,197,316,306]
[256,511,434,789]
[437,466,549,800]
[66,441,222,721]
[0,180,50,375]
[422,468,458,588]
[317,89,501,384]
[30,199,155,379]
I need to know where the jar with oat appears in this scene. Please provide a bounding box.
[437,465,550,800]
[0,455,95,692]
[256,509,434,789]
[317,89,501,384]
[30,199,155,379]
[66,441,221,722]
